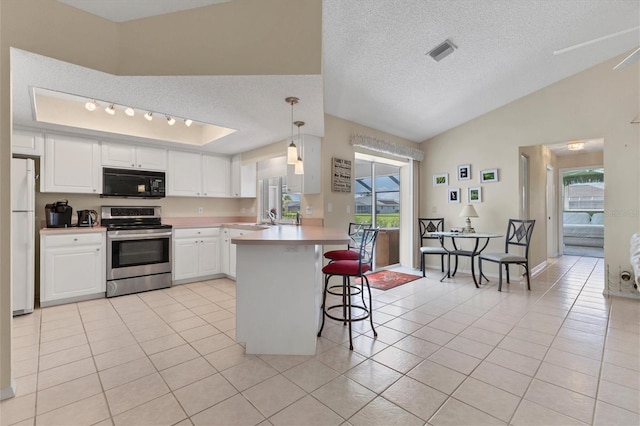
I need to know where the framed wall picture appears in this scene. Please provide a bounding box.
[457,164,471,181]
[480,168,499,183]
[433,173,448,186]
[448,188,461,203]
[332,157,352,193]
[468,187,482,203]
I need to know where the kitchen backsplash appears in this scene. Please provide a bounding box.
[36,192,257,227]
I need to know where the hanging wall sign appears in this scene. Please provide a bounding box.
[332,157,352,193]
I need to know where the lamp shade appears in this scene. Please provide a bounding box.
[459,204,478,218]
[287,142,298,164]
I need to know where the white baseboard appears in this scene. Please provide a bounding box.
[603,289,640,299]
[530,260,549,277]
[0,380,16,400]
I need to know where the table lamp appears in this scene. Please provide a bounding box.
[459,204,478,233]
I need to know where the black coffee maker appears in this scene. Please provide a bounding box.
[45,200,73,228]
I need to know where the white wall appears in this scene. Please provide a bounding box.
[420,53,639,288]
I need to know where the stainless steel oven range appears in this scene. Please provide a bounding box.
[102,206,172,297]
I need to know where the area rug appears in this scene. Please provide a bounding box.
[357,270,421,290]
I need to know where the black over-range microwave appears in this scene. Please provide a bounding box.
[102,168,166,198]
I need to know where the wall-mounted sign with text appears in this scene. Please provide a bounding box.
[332,157,352,193]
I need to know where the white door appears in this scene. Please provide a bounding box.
[43,245,103,301]
[199,237,220,276]
[44,135,102,194]
[202,155,230,197]
[168,151,202,196]
[136,146,167,171]
[173,238,199,281]
[101,143,137,168]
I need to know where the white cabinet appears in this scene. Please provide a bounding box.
[202,154,230,197]
[286,135,321,194]
[40,232,106,307]
[220,227,249,279]
[231,154,257,198]
[101,142,167,171]
[173,228,221,283]
[12,129,44,157]
[42,134,102,194]
[168,151,231,197]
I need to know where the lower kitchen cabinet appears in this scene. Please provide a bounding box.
[40,232,106,307]
[220,227,249,279]
[173,228,221,284]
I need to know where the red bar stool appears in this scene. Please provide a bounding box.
[318,228,379,350]
[323,222,371,261]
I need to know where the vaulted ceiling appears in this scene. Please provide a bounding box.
[11,0,639,154]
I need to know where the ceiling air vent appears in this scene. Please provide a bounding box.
[427,39,457,62]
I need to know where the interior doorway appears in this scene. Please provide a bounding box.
[354,153,407,269]
[561,167,604,258]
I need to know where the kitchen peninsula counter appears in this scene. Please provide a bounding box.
[233,226,349,355]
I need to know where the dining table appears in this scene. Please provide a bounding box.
[427,231,502,287]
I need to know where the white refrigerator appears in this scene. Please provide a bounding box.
[12,158,35,315]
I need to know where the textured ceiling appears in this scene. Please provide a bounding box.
[13,1,639,155]
[323,0,639,142]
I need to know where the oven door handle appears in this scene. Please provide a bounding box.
[108,231,172,240]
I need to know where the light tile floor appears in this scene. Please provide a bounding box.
[2,255,640,426]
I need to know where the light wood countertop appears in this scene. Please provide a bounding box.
[232,226,348,246]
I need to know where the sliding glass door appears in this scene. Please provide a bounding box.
[355,157,401,267]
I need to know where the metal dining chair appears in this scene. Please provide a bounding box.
[478,219,535,291]
[418,218,448,277]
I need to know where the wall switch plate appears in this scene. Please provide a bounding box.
[198,207,203,214]
[346,205,351,213]
[306,206,312,214]
[327,203,333,213]
[432,206,437,213]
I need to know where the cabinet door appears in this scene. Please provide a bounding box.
[228,229,246,278]
[101,142,137,168]
[240,162,257,197]
[173,238,200,281]
[199,237,220,276]
[136,146,167,171]
[220,229,230,275]
[13,129,44,157]
[202,155,230,197]
[43,134,102,194]
[168,151,202,196]
[42,243,104,303]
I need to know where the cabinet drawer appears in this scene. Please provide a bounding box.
[174,227,220,239]
[43,233,104,248]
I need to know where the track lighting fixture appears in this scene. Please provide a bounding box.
[82,97,196,127]
[85,100,98,111]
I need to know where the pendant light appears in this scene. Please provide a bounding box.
[285,97,299,164]
[294,121,304,175]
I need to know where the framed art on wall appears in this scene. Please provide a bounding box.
[332,157,352,192]
[468,187,482,203]
[433,173,448,186]
[448,188,460,203]
[480,168,499,183]
[457,164,470,180]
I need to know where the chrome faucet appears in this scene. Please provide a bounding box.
[267,209,277,225]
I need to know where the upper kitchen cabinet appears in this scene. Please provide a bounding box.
[202,154,230,197]
[12,129,44,157]
[287,135,321,194]
[230,154,257,198]
[167,150,230,197]
[42,134,102,194]
[101,142,167,171]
